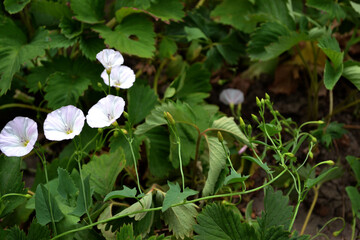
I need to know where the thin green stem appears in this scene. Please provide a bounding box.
[0,193,31,200]
[34,149,57,235]
[108,73,111,95]
[0,103,51,113]
[221,141,236,172]
[77,159,93,224]
[51,168,288,240]
[351,211,356,240]
[153,59,167,95]
[177,137,185,191]
[128,138,143,194]
[328,90,333,123]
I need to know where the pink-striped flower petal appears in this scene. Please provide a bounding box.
[101,66,135,89]
[96,49,124,72]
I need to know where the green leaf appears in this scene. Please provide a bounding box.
[109,133,141,167]
[210,116,249,145]
[194,203,256,240]
[163,203,197,239]
[0,19,50,95]
[70,175,92,217]
[44,72,90,109]
[216,31,245,65]
[27,221,51,240]
[135,101,196,135]
[0,156,27,218]
[4,0,30,14]
[104,186,137,201]
[117,192,152,221]
[159,37,177,59]
[341,61,360,90]
[162,182,198,212]
[306,0,345,20]
[57,167,77,206]
[25,66,52,93]
[6,226,25,240]
[224,169,249,185]
[323,60,343,90]
[174,63,211,99]
[35,184,64,225]
[59,17,83,39]
[147,0,184,22]
[82,148,126,196]
[30,0,72,27]
[71,0,105,24]
[305,167,340,189]
[346,156,360,184]
[144,127,173,178]
[92,15,156,58]
[350,1,360,14]
[116,224,142,240]
[184,27,208,42]
[345,186,360,219]
[128,83,158,125]
[79,35,105,60]
[248,22,306,61]
[211,0,256,33]
[258,187,293,230]
[318,35,344,68]
[242,155,271,173]
[202,136,227,196]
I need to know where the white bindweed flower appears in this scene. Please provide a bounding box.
[101,66,136,89]
[44,105,85,141]
[86,95,125,128]
[0,117,38,157]
[219,88,244,105]
[96,49,124,73]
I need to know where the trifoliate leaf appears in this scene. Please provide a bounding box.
[117,192,152,221]
[202,136,227,196]
[71,0,105,24]
[104,186,137,201]
[258,187,293,231]
[70,175,92,217]
[162,182,198,212]
[147,0,184,22]
[163,203,197,239]
[224,169,249,185]
[4,0,30,14]
[92,15,155,58]
[194,203,256,240]
[82,148,126,196]
[35,184,64,225]
[0,156,27,218]
[128,83,158,125]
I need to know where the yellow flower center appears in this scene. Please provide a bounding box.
[66,129,73,134]
[22,140,29,147]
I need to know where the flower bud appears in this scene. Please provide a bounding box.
[123,111,129,119]
[309,151,313,159]
[98,128,103,134]
[265,93,270,100]
[256,97,261,108]
[239,117,245,129]
[217,131,224,143]
[247,124,252,134]
[310,136,317,143]
[111,121,118,126]
[37,81,42,90]
[121,129,128,135]
[97,82,102,88]
[251,114,259,123]
[113,130,119,137]
[323,160,335,166]
[166,112,176,126]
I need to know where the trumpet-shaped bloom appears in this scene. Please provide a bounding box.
[0,117,38,157]
[101,66,135,89]
[96,49,124,72]
[219,88,244,105]
[86,95,125,128]
[44,105,85,141]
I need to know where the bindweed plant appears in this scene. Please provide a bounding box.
[0,54,342,238]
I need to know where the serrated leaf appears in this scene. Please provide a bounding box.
[345,186,360,219]
[318,35,343,68]
[25,66,52,93]
[224,169,249,185]
[194,203,256,240]
[30,0,72,27]
[83,148,126,196]
[71,0,105,24]
[162,182,198,212]
[211,0,256,33]
[104,186,137,201]
[258,187,293,230]
[35,184,64,225]
[216,31,245,65]
[323,60,343,90]
[307,0,345,20]
[163,203,197,239]
[147,0,184,22]
[128,83,158,125]
[57,167,77,206]
[0,18,50,95]
[117,224,142,240]
[4,0,30,14]
[341,61,360,90]
[0,156,27,218]
[92,15,155,58]
[27,221,51,240]
[117,192,152,221]
[59,17,83,39]
[44,72,90,109]
[135,101,196,135]
[79,35,104,60]
[210,116,249,145]
[144,127,173,177]
[97,205,117,240]
[346,156,360,184]
[202,136,227,196]
[159,37,177,59]
[6,226,25,240]
[70,175,92,217]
